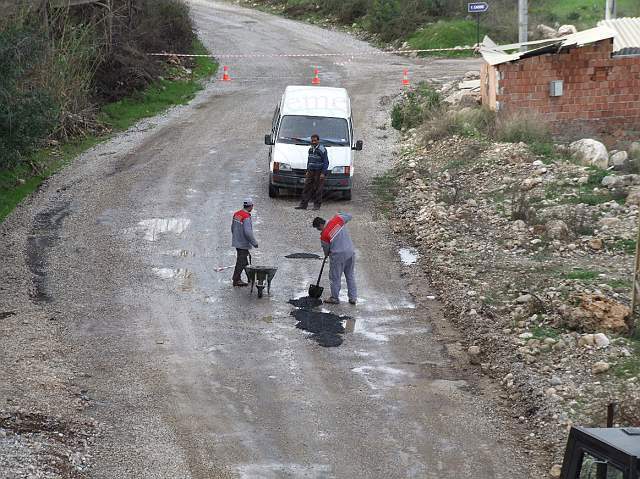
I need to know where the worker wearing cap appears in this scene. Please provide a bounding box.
[231,198,258,287]
[312,212,357,305]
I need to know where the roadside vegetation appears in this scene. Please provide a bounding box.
[242,0,640,55]
[0,0,217,222]
[533,0,640,30]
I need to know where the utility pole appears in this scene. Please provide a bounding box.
[518,0,528,52]
[605,0,617,20]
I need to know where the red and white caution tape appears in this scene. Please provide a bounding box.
[149,46,477,59]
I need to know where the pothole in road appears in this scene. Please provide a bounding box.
[291,309,351,348]
[0,311,16,320]
[285,252,321,260]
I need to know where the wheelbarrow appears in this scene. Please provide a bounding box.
[245,265,278,298]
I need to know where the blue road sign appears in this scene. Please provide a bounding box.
[468,2,489,13]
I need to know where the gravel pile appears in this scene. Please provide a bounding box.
[389,130,640,469]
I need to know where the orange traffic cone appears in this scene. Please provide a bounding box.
[312,66,320,85]
[402,69,410,87]
[222,65,231,81]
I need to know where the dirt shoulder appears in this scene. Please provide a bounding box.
[385,82,640,473]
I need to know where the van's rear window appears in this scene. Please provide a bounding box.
[277,116,349,146]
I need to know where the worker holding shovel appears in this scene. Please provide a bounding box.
[312,213,357,305]
[231,198,258,287]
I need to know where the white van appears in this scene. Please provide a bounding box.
[264,86,363,200]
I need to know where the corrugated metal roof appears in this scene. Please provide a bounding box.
[598,17,640,54]
[480,26,616,66]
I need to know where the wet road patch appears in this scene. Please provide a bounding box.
[291,309,350,348]
[136,218,191,241]
[285,253,321,260]
[27,201,71,303]
[152,268,195,291]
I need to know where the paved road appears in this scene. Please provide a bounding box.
[1,1,534,477]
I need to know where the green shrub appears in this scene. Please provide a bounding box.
[391,83,441,130]
[136,0,194,54]
[96,0,196,101]
[367,0,443,41]
[0,24,59,168]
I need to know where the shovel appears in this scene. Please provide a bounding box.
[308,255,328,298]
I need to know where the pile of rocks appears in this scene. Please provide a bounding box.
[440,71,481,108]
[389,130,640,469]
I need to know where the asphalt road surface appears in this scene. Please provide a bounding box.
[1,1,534,477]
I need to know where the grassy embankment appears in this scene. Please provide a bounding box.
[534,0,640,29]
[0,40,217,222]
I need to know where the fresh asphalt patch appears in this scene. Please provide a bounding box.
[291,307,350,348]
[284,253,321,259]
[288,297,322,309]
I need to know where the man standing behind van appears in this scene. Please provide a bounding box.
[231,198,258,287]
[296,134,329,210]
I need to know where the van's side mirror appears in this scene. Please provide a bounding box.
[265,134,274,146]
[353,140,363,151]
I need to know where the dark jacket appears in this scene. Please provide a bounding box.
[307,144,329,174]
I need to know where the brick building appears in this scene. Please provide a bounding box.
[480,24,640,139]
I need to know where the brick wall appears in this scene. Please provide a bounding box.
[486,39,640,138]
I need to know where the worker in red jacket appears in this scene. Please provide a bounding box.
[312,212,357,305]
[231,198,258,286]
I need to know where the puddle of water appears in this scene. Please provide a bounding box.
[352,365,409,376]
[285,253,321,260]
[399,247,419,265]
[351,365,411,390]
[359,331,389,342]
[291,309,349,348]
[138,218,191,241]
[153,268,195,291]
[288,297,322,309]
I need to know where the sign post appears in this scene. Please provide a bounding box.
[468,2,489,48]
